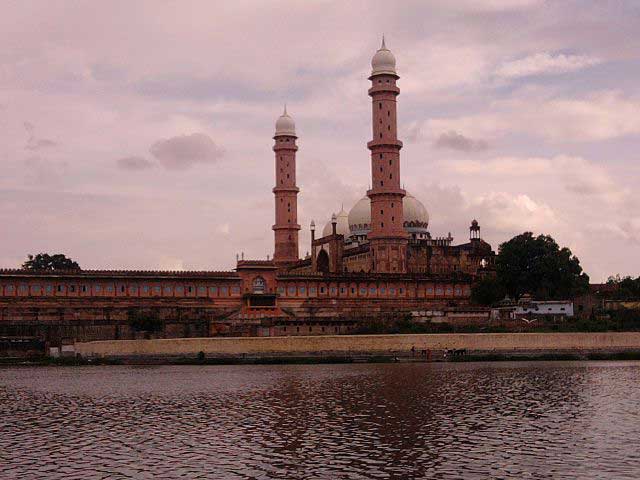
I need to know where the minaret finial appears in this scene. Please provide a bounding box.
[381,35,386,49]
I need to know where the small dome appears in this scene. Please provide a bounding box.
[371,36,397,76]
[322,206,350,237]
[348,192,429,236]
[275,106,296,136]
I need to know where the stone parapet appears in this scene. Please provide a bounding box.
[75,332,640,358]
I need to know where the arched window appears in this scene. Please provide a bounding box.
[317,249,330,274]
[252,276,266,294]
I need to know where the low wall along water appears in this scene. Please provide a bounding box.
[74,332,640,360]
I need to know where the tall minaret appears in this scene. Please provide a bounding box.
[272,106,300,264]
[366,37,408,273]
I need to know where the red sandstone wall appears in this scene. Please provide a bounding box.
[0,276,242,300]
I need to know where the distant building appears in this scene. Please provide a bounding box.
[515,301,574,317]
[492,294,574,322]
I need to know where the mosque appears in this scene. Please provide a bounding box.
[0,40,495,340]
[266,37,493,278]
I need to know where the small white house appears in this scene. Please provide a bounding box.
[514,300,574,317]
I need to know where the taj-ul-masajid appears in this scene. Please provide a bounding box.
[0,39,496,339]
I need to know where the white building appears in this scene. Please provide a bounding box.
[514,300,574,317]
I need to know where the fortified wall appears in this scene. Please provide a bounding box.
[0,268,478,347]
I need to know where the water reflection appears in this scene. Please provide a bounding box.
[1,362,639,479]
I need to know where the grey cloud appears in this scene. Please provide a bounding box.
[565,182,600,196]
[414,182,485,241]
[24,121,58,151]
[434,131,489,152]
[24,155,69,187]
[405,122,423,143]
[555,156,626,204]
[495,52,601,79]
[26,139,58,150]
[136,76,260,102]
[116,156,154,171]
[620,220,640,245]
[149,133,224,170]
[135,76,309,103]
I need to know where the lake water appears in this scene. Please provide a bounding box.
[1,361,639,479]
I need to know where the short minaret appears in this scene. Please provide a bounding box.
[272,106,300,265]
[366,37,408,273]
[470,219,481,242]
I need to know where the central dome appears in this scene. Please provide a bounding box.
[348,192,429,237]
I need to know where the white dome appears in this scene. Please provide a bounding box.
[348,196,372,237]
[371,37,397,76]
[275,106,296,136]
[322,207,350,237]
[403,193,430,230]
[348,192,429,236]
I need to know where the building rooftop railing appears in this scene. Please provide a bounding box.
[276,271,475,282]
[0,269,239,279]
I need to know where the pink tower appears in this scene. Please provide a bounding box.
[272,106,300,265]
[366,37,408,273]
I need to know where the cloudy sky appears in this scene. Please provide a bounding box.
[1,0,639,281]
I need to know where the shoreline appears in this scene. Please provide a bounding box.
[4,332,640,366]
[3,350,640,367]
[0,349,640,369]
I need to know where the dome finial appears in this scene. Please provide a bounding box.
[275,105,296,136]
[371,36,397,76]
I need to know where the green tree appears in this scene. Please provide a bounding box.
[606,275,640,300]
[471,276,506,306]
[495,232,589,300]
[22,253,81,271]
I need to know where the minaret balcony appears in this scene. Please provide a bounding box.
[367,188,406,198]
[368,72,400,82]
[368,84,400,95]
[367,139,403,150]
[272,224,301,231]
[272,142,298,152]
[272,186,300,194]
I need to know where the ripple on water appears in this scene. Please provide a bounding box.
[1,362,640,479]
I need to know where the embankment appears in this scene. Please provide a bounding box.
[74,332,640,362]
